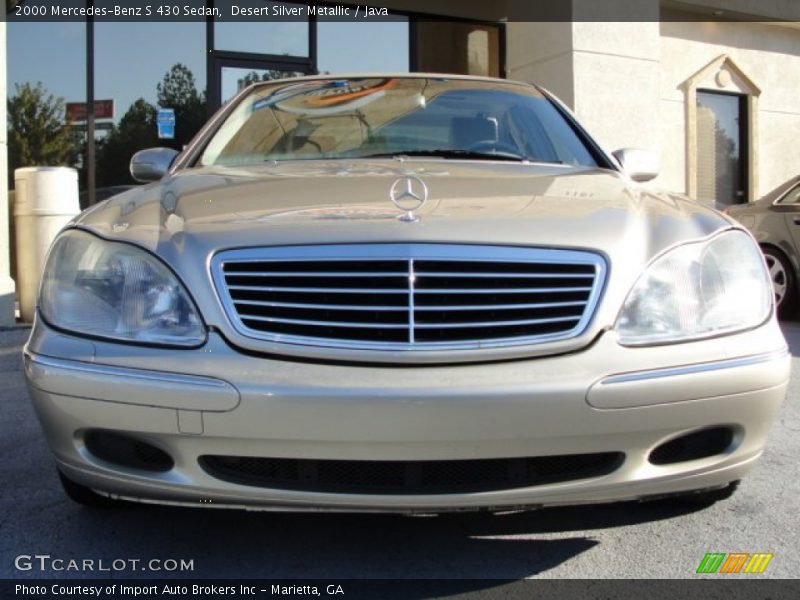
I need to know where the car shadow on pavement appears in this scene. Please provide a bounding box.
[12,497,705,581]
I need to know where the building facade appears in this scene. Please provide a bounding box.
[1,0,799,325]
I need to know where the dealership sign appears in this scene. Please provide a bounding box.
[71,122,114,132]
[66,100,114,122]
[157,108,176,139]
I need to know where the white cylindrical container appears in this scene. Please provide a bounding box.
[14,167,80,322]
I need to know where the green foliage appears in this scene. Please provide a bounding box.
[10,63,209,190]
[156,63,207,151]
[237,70,291,91]
[95,63,207,186]
[7,82,82,189]
[95,99,158,188]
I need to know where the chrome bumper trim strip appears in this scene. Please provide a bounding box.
[25,351,232,390]
[600,349,789,386]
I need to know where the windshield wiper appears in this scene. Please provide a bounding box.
[358,149,536,162]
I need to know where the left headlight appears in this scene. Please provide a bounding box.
[616,229,772,346]
[39,229,206,347]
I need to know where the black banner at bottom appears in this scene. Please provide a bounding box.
[3,579,800,600]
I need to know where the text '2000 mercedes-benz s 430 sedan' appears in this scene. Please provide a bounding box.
[24,75,789,512]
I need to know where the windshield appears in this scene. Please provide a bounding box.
[198,77,599,167]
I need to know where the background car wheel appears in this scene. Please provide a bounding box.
[762,247,796,317]
[57,470,124,508]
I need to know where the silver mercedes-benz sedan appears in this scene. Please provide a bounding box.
[24,75,789,512]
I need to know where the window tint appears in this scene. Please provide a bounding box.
[317,19,410,73]
[415,22,501,77]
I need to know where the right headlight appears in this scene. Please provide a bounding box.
[39,229,206,347]
[616,229,772,346]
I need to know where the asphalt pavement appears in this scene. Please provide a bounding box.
[1,323,798,581]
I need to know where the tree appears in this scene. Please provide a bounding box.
[93,63,206,187]
[237,69,291,91]
[95,98,158,187]
[156,63,206,150]
[7,82,82,189]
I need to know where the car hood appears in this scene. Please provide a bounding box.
[73,159,731,363]
[78,159,726,257]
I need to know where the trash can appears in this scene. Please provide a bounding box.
[14,167,80,322]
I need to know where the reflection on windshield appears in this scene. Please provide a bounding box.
[199,78,597,167]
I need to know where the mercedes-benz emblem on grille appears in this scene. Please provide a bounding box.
[389,175,429,222]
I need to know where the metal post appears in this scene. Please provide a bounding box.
[86,10,95,206]
[0,3,17,326]
[206,4,215,116]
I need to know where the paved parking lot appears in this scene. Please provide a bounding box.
[1,323,798,580]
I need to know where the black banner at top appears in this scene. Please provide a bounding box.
[4,0,800,22]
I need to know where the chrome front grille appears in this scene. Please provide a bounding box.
[211,244,606,351]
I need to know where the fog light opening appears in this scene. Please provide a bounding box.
[648,426,736,465]
[84,431,174,472]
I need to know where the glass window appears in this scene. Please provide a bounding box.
[415,22,501,77]
[6,22,86,190]
[94,22,206,188]
[317,18,410,74]
[198,77,597,168]
[6,21,86,285]
[221,67,306,104]
[778,186,800,205]
[696,91,747,206]
[214,1,308,57]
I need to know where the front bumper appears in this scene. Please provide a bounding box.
[24,319,790,512]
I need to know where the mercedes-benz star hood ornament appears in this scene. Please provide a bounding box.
[390,175,429,222]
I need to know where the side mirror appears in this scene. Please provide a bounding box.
[130,147,179,183]
[612,148,659,183]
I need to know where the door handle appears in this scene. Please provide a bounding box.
[793,217,800,225]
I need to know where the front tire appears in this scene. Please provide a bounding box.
[762,247,796,317]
